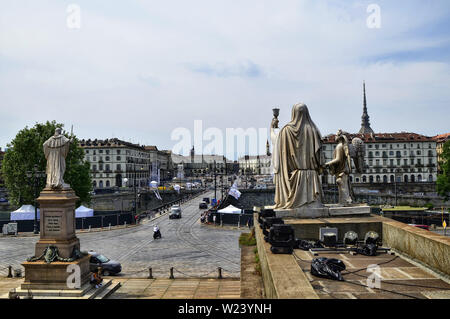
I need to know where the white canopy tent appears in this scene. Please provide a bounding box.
[10,205,40,221]
[75,205,94,218]
[217,205,243,214]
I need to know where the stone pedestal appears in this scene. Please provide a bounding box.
[21,255,90,290]
[21,187,90,292]
[34,188,80,258]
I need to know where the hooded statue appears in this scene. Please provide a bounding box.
[43,128,72,189]
[272,103,324,209]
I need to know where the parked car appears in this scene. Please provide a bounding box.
[88,251,121,275]
[202,197,210,204]
[199,202,208,209]
[169,205,182,219]
[0,198,8,203]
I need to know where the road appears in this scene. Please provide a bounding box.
[0,191,245,278]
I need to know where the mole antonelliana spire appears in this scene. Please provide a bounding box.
[359,81,374,134]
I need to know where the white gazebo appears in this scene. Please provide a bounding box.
[217,205,243,214]
[75,205,94,218]
[10,205,40,221]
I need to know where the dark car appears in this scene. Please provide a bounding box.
[88,251,121,276]
[199,202,208,209]
[202,197,210,204]
[0,198,8,203]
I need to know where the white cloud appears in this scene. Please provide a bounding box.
[0,0,449,156]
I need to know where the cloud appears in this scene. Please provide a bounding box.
[0,0,449,157]
[188,61,264,78]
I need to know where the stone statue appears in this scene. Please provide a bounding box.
[325,130,365,205]
[43,128,73,189]
[271,103,325,209]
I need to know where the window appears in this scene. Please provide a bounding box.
[117,164,121,170]
[106,180,110,187]
[99,150,103,153]
[117,156,121,161]
[429,175,433,182]
[389,151,394,156]
[375,151,379,156]
[99,164,103,170]
[85,150,89,154]
[363,176,367,183]
[106,156,110,161]
[117,150,121,154]
[106,164,110,171]
[106,150,110,155]
[92,164,97,171]
[417,150,421,155]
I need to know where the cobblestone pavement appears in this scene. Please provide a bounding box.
[0,191,245,278]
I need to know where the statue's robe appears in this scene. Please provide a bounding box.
[43,134,70,189]
[273,104,324,209]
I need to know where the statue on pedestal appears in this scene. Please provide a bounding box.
[271,103,325,209]
[325,130,365,205]
[43,128,73,189]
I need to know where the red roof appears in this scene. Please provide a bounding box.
[433,133,450,143]
[323,132,435,144]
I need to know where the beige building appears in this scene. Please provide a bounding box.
[79,139,173,189]
[434,133,450,174]
[238,155,272,175]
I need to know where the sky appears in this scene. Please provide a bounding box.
[1,0,449,159]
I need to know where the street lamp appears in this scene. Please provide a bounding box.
[26,164,45,234]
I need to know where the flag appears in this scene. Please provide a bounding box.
[228,183,241,200]
[153,189,162,200]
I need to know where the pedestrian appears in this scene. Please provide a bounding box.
[90,267,103,288]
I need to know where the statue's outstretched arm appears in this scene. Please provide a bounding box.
[326,144,343,167]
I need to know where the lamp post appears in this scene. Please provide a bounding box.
[214,160,217,201]
[26,164,45,234]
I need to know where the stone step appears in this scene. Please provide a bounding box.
[14,279,113,299]
[94,281,121,299]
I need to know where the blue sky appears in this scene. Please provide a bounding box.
[0,0,449,158]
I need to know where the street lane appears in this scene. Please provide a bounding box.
[0,191,245,278]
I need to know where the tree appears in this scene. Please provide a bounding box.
[1,121,92,206]
[437,140,450,201]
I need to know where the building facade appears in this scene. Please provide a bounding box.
[322,132,438,184]
[322,82,438,185]
[434,133,450,174]
[79,138,173,189]
[238,155,272,175]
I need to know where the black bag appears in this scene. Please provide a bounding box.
[310,257,346,281]
[356,243,378,256]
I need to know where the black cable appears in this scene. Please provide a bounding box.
[341,255,399,275]
[342,278,424,299]
[344,269,450,291]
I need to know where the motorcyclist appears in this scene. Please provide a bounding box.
[153,225,161,239]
